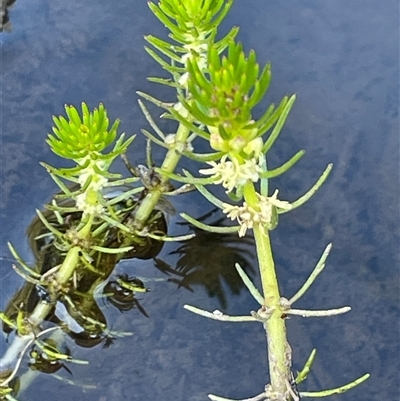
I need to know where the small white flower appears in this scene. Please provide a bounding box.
[222,190,292,237]
[74,159,110,217]
[78,158,108,192]
[199,155,262,193]
[179,40,208,87]
[261,189,292,211]
[76,192,104,216]
[90,175,108,192]
[173,102,190,118]
[178,72,190,87]
[223,202,256,237]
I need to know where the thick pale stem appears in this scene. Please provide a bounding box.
[253,225,289,394]
[244,181,289,395]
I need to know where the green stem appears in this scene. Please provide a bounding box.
[77,214,94,239]
[54,246,81,283]
[133,122,191,228]
[244,181,289,395]
[26,246,81,327]
[253,225,289,394]
[243,181,259,206]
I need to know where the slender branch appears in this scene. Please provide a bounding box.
[193,183,227,210]
[280,164,333,212]
[208,392,266,401]
[141,232,195,242]
[300,373,370,398]
[260,150,305,179]
[180,213,240,234]
[154,168,214,185]
[262,95,296,153]
[136,91,175,109]
[235,263,264,305]
[286,306,351,317]
[141,129,169,148]
[184,305,257,323]
[289,243,332,305]
[296,349,317,384]
[138,99,166,140]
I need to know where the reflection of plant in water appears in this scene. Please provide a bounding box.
[155,211,254,309]
[104,274,150,317]
[0,1,370,400]
[28,338,73,375]
[0,0,15,32]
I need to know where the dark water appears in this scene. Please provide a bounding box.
[1,1,399,400]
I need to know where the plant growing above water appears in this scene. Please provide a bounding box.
[0,1,369,400]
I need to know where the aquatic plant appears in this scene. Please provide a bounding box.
[0,1,369,400]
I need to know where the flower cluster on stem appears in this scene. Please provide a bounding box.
[199,154,263,194]
[223,190,292,237]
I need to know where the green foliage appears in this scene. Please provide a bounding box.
[48,103,120,160]
[146,0,237,86]
[148,0,234,47]
[187,42,271,125]
[43,103,137,219]
[184,42,278,157]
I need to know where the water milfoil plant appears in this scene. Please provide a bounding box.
[0,1,370,400]
[143,1,369,399]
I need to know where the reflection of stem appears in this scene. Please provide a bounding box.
[0,251,82,383]
[1,246,82,385]
[1,327,60,387]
